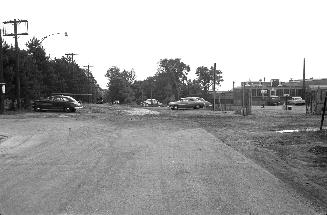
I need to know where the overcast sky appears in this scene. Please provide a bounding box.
[2,0,327,90]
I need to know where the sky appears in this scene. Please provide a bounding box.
[2,0,327,91]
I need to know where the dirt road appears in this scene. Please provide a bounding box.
[0,110,322,214]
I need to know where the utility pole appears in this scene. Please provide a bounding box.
[302,58,306,99]
[65,53,78,93]
[83,64,93,103]
[213,63,216,111]
[0,29,4,114]
[65,53,78,63]
[3,19,28,110]
[320,93,327,130]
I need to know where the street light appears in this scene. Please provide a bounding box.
[40,32,68,43]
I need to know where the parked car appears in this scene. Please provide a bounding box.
[185,97,212,108]
[168,98,204,110]
[288,96,305,105]
[141,99,163,107]
[32,95,83,112]
[267,95,281,106]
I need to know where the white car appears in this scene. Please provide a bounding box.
[184,97,212,108]
[141,99,163,107]
[288,97,305,105]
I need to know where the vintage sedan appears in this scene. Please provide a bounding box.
[33,95,83,112]
[168,98,204,110]
[288,97,305,105]
[185,97,212,108]
[267,95,281,106]
[141,99,163,107]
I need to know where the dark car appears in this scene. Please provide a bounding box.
[267,95,281,106]
[33,95,83,112]
[168,98,204,110]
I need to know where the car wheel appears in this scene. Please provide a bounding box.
[64,107,71,112]
[173,105,178,110]
[195,104,200,109]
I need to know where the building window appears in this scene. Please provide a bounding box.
[284,89,290,95]
[271,91,276,96]
[277,89,283,96]
[291,89,296,96]
[252,89,257,97]
[297,89,302,97]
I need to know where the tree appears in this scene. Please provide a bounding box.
[195,66,210,93]
[105,67,136,103]
[209,65,223,90]
[156,58,190,101]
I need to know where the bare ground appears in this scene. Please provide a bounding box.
[0,104,326,214]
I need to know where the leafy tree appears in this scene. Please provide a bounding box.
[195,65,224,100]
[195,66,210,93]
[156,58,190,102]
[105,67,135,103]
[209,66,224,90]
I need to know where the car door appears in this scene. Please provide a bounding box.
[40,96,55,110]
[187,98,198,108]
[53,97,67,110]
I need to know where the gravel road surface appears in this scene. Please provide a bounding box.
[0,112,321,214]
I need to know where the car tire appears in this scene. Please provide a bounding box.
[195,104,200,109]
[64,107,71,112]
[173,105,178,110]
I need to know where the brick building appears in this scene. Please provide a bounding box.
[224,78,327,106]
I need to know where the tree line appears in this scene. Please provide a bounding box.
[1,37,101,109]
[105,58,223,105]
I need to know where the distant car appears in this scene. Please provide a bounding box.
[185,97,212,108]
[267,95,281,106]
[288,97,305,105]
[32,95,83,112]
[141,99,163,107]
[168,98,204,110]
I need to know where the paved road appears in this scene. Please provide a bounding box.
[0,116,320,214]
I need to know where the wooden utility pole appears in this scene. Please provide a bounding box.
[65,53,78,63]
[213,63,216,111]
[3,19,28,110]
[320,93,327,131]
[0,29,4,114]
[83,64,93,103]
[65,53,78,92]
[302,58,306,99]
